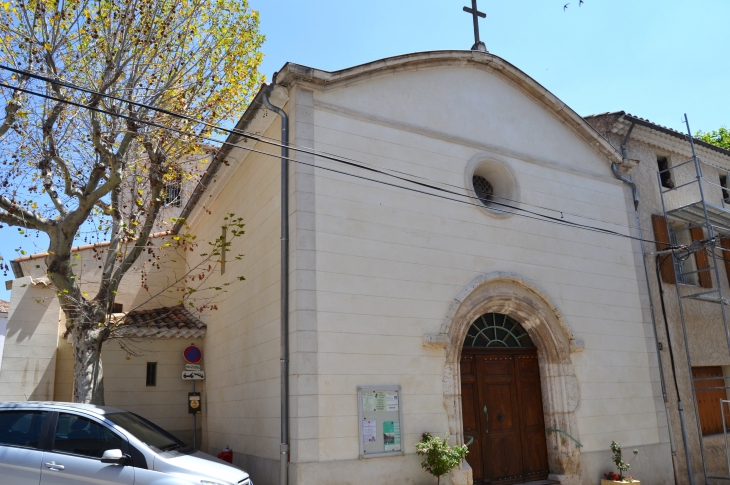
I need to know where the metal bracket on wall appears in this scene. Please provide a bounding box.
[545,428,583,448]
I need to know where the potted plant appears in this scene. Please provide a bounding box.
[601,441,639,484]
[415,432,469,485]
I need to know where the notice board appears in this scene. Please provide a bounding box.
[357,385,404,458]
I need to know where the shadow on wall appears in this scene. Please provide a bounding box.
[26,352,57,401]
[5,281,56,343]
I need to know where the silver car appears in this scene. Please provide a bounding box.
[0,402,251,485]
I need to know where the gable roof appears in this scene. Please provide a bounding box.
[175,50,623,233]
[585,111,730,159]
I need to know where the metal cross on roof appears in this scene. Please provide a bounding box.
[463,0,487,52]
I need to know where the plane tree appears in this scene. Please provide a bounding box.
[0,0,264,404]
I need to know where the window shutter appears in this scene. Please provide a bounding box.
[690,226,712,288]
[692,366,730,436]
[651,215,676,285]
[721,237,730,288]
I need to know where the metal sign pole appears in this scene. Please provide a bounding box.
[192,380,197,449]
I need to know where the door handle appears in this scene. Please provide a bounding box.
[45,462,65,471]
[484,405,489,433]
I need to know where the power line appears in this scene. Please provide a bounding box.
[0,64,648,233]
[0,79,675,247]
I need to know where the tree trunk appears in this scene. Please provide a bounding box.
[72,324,108,404]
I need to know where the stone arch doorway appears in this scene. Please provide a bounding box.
[425,272,582,485]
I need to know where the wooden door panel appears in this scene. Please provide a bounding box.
[489,434,523,481]
[487,383,517,431]
[461,381,484,480]
[522,433,551,478]
[516,355,549,479]
[519,381,542,428]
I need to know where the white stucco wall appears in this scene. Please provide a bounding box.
[291,64,668,484]
[183,119,286,481]
[0,276,60,401]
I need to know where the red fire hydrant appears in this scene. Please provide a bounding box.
[217,445,233,464]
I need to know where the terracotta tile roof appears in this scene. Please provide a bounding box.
[0,300,8,313]
[584,111,730,158]
[113,305,206,339]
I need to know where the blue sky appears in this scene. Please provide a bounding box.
[1,0,728,300]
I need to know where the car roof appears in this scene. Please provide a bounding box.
[0,401,126,416]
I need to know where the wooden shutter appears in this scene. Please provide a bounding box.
[721,237,730,288]
[690,226,713,288]
[652,215,676,284]
[693,366,730,436]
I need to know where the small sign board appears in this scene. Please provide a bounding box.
[182,370,205,380]
[185,364,201,371]
[188,392,202,414]
[183,345,202,364]
[358,385,403,458]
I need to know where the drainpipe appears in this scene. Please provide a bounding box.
[611,122,684,485]
[263,85,290,485]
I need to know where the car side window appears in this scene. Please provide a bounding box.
[0,410,47,449]
[53,413,126,458]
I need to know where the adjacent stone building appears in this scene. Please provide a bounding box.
[588,112,730,484]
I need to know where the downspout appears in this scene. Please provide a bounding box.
[611,122,683,484]
[262,85,290,485]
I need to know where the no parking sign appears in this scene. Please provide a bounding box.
[183,344,202,364]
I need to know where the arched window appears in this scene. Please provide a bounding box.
[463,313,534,348]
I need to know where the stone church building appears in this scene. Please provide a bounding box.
[3,50,695,485]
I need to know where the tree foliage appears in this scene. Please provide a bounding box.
[415,432,468,485]
[696,127,730,150]
[0,0,264,403]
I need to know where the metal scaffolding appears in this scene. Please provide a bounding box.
[658,115,730,484]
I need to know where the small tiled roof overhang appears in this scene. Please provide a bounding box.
[0,299,8,313]
[113,306,206,339]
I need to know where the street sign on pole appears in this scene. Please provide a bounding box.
[183,345,202,364]
[188,392,202,414]
[185,364,201,371]
[182,370,205,380]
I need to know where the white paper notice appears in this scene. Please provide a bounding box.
[363,420,377,443]
[362,391,377,412]
[386,391,399,411]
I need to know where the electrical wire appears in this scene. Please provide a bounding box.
[0,64,651,233]
[0,79,677,247]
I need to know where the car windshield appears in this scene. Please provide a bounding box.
[106,411,190,454]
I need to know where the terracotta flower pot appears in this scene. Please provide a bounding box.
[601,480,640,485]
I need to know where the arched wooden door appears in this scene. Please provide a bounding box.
[460,313,550,484]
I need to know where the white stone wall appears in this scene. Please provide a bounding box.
[0,276,60,401]
[183,119,286,479]
[296,65,666,483]
[101,337,205,445]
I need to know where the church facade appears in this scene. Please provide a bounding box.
[1,51,679,485]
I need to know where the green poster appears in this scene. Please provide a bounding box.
[383,420,401,452]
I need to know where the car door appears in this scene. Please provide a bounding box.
[40,412,134,485]
[0,409,49,485]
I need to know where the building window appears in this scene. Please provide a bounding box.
[721,174,730,203]
[164,175,182,207]
[669,224,699,286]
[472,175,494,207]
[463,313,534,348]
[111,303,123,313]
[693,366,730,435]
[658,156,674,189]
[146,362,157,387]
